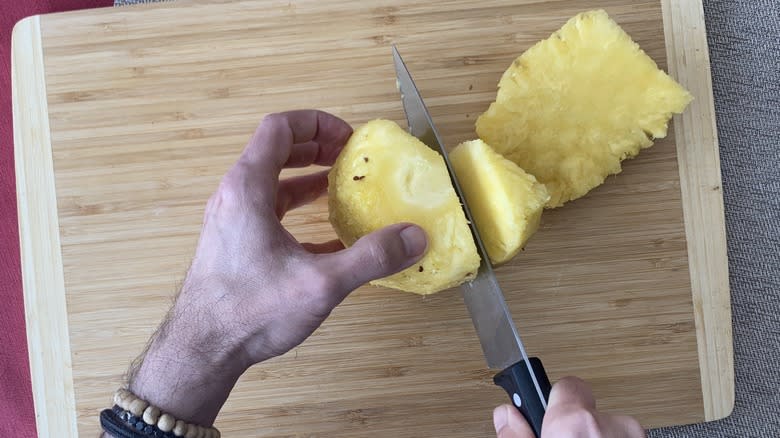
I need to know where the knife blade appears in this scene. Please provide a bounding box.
[392,46,552,437]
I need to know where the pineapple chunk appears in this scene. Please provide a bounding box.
[476,9,692,207]
[328,119,480,294]
[450,140,549,265]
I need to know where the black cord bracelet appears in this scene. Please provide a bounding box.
[100,405,178,438]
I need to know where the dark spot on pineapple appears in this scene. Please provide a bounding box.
[418,265,424,272]
[353,175,365,181]
[363,156,369,162]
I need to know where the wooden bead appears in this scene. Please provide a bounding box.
[172,420,187,437]
[115,389,133,410]
[203,429,216,438]
[157,413,176,432]
[184,424,199,438]
[128,398,149,417]
[211,428,221,438]
[196,426,207,438]
[114,389,125,408]
[112,390,124,407]
[142,405,161,426]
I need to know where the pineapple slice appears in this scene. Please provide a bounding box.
[450,140,549,265]
[328,119,480,294]
[476,9,692,207]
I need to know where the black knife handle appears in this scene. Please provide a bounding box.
[493,357,552,437]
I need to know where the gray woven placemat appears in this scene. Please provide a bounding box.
[114,1,780,436]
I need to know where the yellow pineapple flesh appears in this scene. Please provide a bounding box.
[328,119,480,294]
[450,140,549,265]
[476,9,692,208]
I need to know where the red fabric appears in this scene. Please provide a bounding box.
[1,1,113,436]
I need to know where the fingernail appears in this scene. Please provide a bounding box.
[400,225,427,258]
[493,405,509,433]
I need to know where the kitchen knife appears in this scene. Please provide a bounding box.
[392,46,552,437]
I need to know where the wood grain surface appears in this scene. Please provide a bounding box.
[13,0,733,436]
[12,15,79,438]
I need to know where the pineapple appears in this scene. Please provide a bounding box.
[476,9,692,207]
[328,119,480,294]
[450,140,549,265]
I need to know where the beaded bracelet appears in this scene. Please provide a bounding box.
[101,406,168,438]
[106,388,221,438]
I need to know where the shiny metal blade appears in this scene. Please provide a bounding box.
[460,266,526,369]
[392,44,537,368]
[392,46,441,146]
[392,45,547,409]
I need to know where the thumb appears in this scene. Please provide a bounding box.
[494,405,535,438]
[324,223,427,293]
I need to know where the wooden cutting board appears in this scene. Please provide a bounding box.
[12,0,733,436]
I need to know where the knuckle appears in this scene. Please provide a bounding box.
[261,112,287,129]
[366,239,397,273]
[624,417,646,437]
[311,266,340,295]
[562,409,601,435]
[304,262,342,297]
[301,265,341,314]
[214,175,243,209]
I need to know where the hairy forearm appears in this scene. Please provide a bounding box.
[128,318,243,425]
[119,281,251,429]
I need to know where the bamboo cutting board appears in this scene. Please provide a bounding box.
[12,0,733,436]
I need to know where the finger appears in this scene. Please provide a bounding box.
[547,376,596,411]
[241,110,352,175]
[275,170,330,218]
[600,414,646,438]
[493,405,535,438]
[317,223,428,294]
[301,240,345,254]
[285,141,320,168]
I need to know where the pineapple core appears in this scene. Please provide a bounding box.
[328,119,480,294]
[476,9,692,207]
[450,140,549,265]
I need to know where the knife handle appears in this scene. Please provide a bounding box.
[493,357,552,438]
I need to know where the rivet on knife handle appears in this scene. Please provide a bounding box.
[494,357,552,437]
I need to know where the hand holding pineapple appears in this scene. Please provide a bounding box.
[123,110,430,428]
